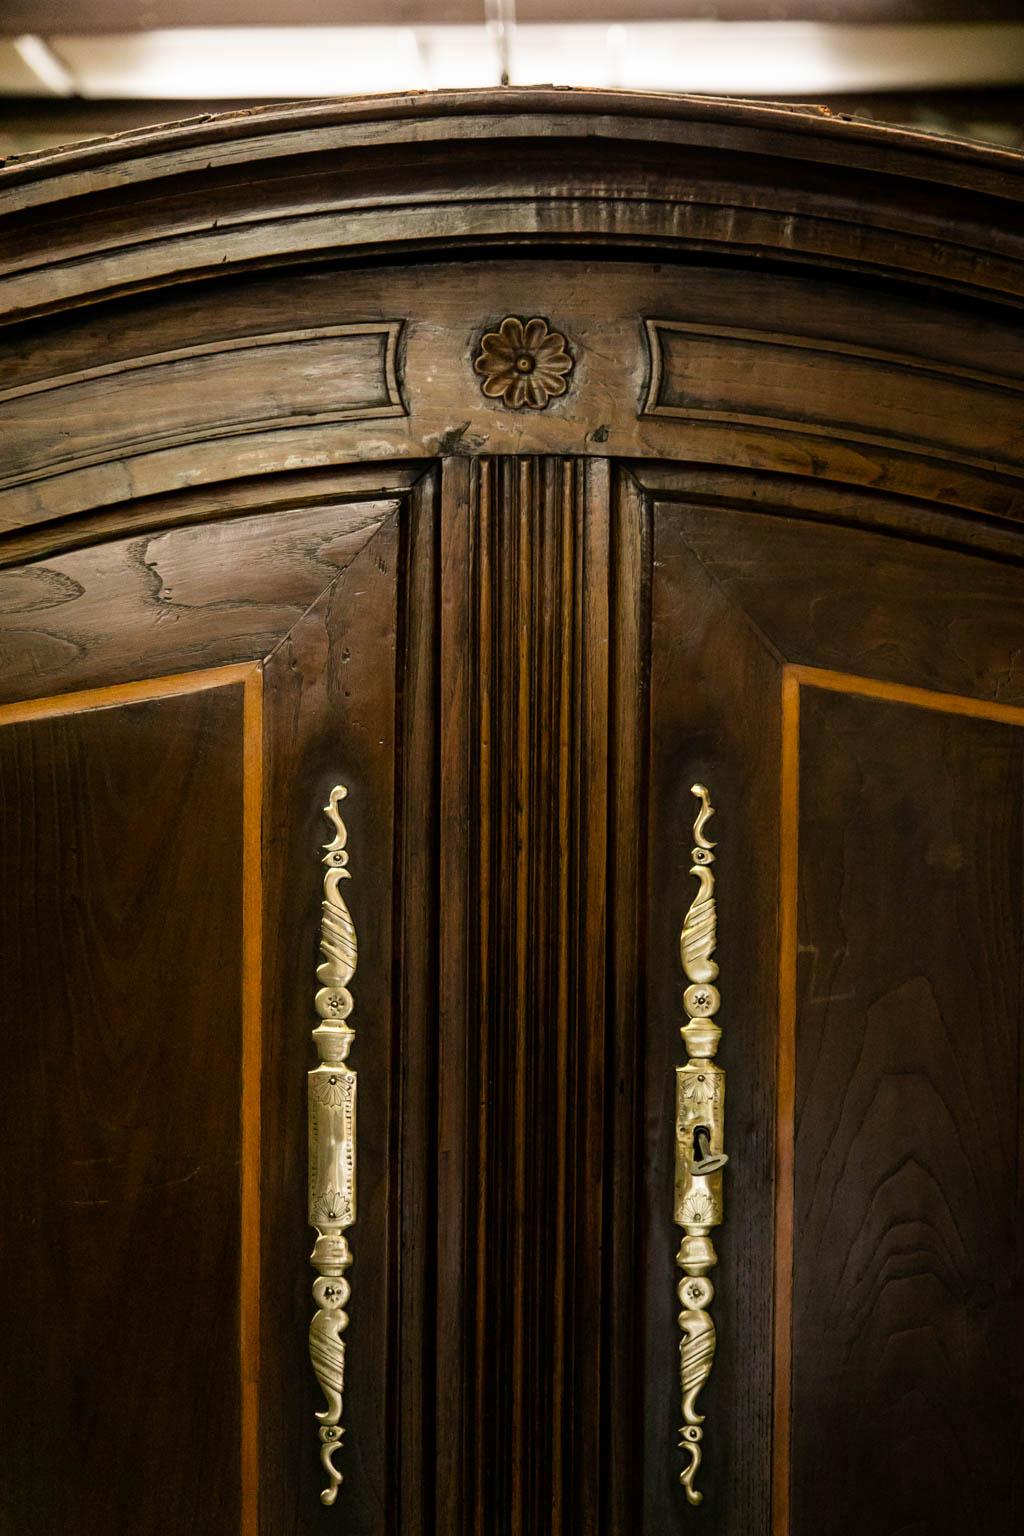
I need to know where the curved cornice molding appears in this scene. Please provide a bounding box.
[1,88,1024,322]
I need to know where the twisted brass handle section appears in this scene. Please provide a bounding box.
[674,784,728,1505]
[308,786,357,1506]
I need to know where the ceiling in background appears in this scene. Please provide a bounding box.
[2,1,1024,155]
[4,22,1024,99]
[5,1,1024,22]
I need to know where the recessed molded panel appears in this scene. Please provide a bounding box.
[0,322,405,489]
[642,319,1024,476]
[790,684,1024,1536]
[0,680,247,1534]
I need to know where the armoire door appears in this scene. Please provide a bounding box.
[0,480,438,1534]
[640,472,1024,1536]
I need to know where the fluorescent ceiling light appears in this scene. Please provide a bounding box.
[9,22,1024,101]
[11,35,74,96]
[513,22,1024,95]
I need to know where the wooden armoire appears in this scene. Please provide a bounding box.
[1,88,1023,1536]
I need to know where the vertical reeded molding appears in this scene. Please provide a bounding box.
[437,456,618,1534]
[308,785,358,1506]
[674,784,728,1505]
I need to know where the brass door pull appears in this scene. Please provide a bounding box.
[674,784,726,1505]
[308,786,358,1506]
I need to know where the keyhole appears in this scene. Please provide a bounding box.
[691,1123,729,1175]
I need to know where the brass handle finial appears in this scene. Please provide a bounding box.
[308,785,358,1506]
[674,784,727,1504]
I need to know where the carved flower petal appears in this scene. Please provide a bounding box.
[523,376,549,409]
[534,330,568,361]
[508,374,532,409]
[481,369,514,398]
[522,317,549,351]
[476,333,517,368]
[540,351,574,376]
[498,315,526,350]
[539,372,569,399]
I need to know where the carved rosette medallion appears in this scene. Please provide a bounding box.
[473,316,574,409]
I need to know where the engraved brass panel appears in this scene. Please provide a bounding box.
[674,783,728,1506]
[308,785,358,1507]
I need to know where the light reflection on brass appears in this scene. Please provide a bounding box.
[308,785,357,1507]
[675,783,728,1505]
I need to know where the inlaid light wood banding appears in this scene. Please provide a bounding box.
[0,662,258,727]
[773,671,800,1536]
[241,666,265,1536]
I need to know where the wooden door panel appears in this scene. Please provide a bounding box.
[0,674,251,1534]
[258,513,416,1536]
[0,492,394,706]
[670,500,1024,707]
[0,490,431,1536]
[646,484,1024,1536]
[790,682,1024,1535]
[644,502,782,1536]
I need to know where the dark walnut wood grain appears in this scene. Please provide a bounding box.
[0,492,394,704]
[639,479,1024,1536]
[792,686,1024,1536]
[4,84,1024,1536]
[0,683,246,1535]
[644,487,1024,707]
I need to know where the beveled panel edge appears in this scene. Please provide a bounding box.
[0,321,405,407]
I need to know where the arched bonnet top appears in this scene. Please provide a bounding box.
[1,86,1024,322]
[2,88,1024,548]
